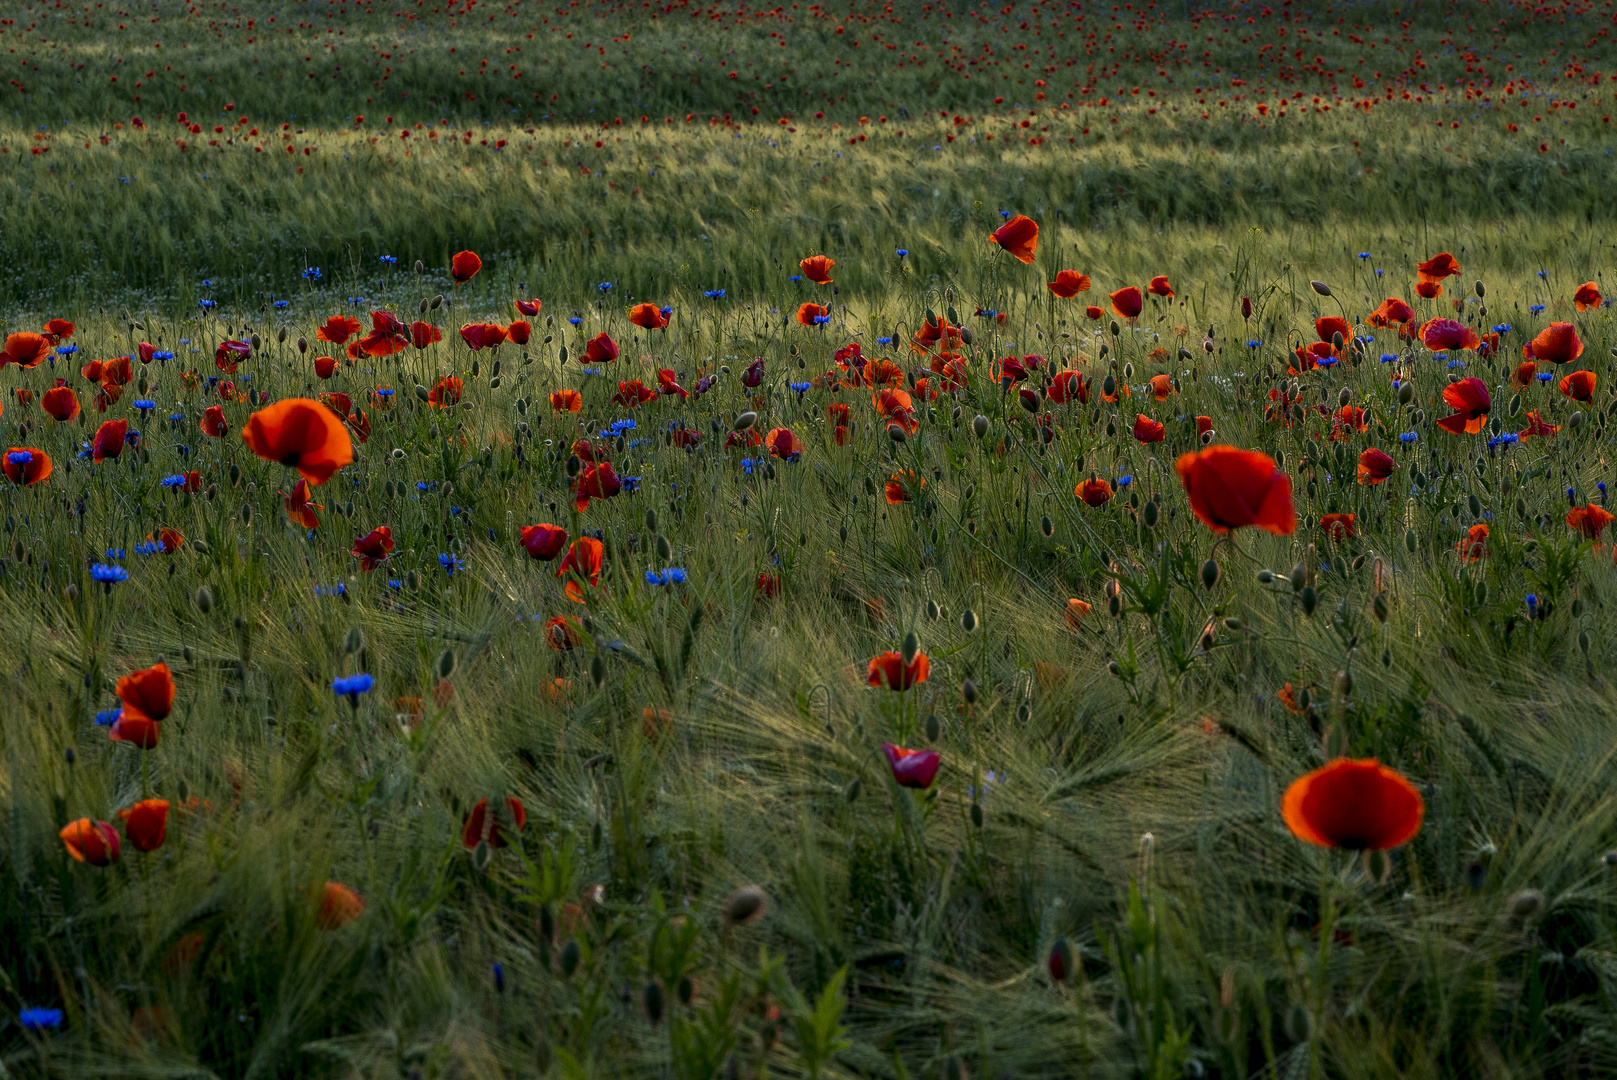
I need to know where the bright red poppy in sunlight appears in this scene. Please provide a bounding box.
[1282,759,1423,850]
[656,369,689,398]
[868,651,929,690]
[201,405,229,438]
[1435,377,1491,434]
[157,528,184,553]
[1414,280,1443,300]
[1357,447,1396,486]
[1147,275,1174,298]
[799,255,836,283]
[573,462,622,512]
[242,398,353,484]
[628,303,670,330]
[1148,374,1174,402]
[92,418,128,462]
[1512,361,1538,389]
[1416,252,1461,283]
[1175,446,1296,535]
[514,297,542,317]
[3,447,51,486]
[1525,322,1583,365]
[1077,476,1113,507]
[1560,369,1596,402]
[989,214,1038,264]
[427,376,464,409]
[881,743,940,788]
[1366,297,1415,327]
[1109,286,1144,319]
[1315,316,1351,344]
[551,389,583,414]
[1048,370,1086,405]
[118,799,170,853]
[1567,504,1616,541]
[462,797,526,848]
[451,250,482,282]
[521,523,569,561]
[316,882,364,929]
[411,321,443,349]
[316,315,362,345]
[0,332,50,369]
[350,526,394,571]
[1132,414,1166,443]
[283,478,323,530]
[459,322,507,350]
[42,318,74,344]
[582,332,619,363]
[557,536,604,590]
[61,818,121,866]
[1047,270,1091,298]
[312,355,337,380]
[611,380,658,408]
[1573,281,1603,312]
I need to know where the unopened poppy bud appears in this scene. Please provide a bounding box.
[240,503,253,525]
[959,608,977,633]
[970,802,983,827]
[344,627,364,655]
[644,981,665,1025]
[961,678,978,703]
[1309,280,1332,297]
[901,630,920,664]
[1141,500,1159,528]
[1475,280,1486,298]
[430,293,444,309]
[1569,411,1585,430]
[415,384,430,401]
[250,333,262,351]
[733,410,757,431]
[1580,629,1591,655]
[926,599,940,620]
[1107,594,1122,618]
[1373,593,1389,623]
[560,940,581,977]
[1241,296,1253,319]
[924,712,940,741]
[1508,888,1544,921]
[1109,319,1121,337]
[887,423,907,442]
[1331,331,1344,352]
[1300,585,1318,616]
[1223,617,1243,631]
[1017,386,1040,413]
[1041,514,1053,537]
[724,885,769,925]
[1398,382,1415,405]
[1338,387,1352,408]
[1200,558,1220,591]
[1289,563,1307,591]
[277,326,288,343]
[1335,670,1352,697]
[566,454,581,478]
[1405,528,1418,553]
[1257,569,1274,584]
[972,414,990,439]
[437,649,456,679]
[1468,493,1482,520]
[590,654,606,687]
[295,336,308,354]
[845,778,862,802]
[1284,1003,1314,1044]
[1107,660,1122,677]
[959,326,974,346]
[63,582,79,601]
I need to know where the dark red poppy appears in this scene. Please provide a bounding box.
[316,315,362,345]
[1414,280,1443,300]
[41,385,79,422]
[157,528,184,553]
[1320,513,1357,542]
[1416,252,1461,283]
[611,380,658,408]
[881,743,940,788]
[3,447,51,486]
[283,478,323,529]
[319,392,353,419]
[573,462,622,512]
[1076,476,1113,507]
[42,317,75,344]
[1175,446,1296,535]
[1567,505,1616,541]
[656,368,689,398]
[61,818,121,865]
[521,523,568,561]
[1435,377,1491,435]
[201,404,229,438]
[347,408,370,444]
[1132,414,1165,444]
[459,322,507,350]
[867,651,929,690]
[988,214,1039,264]
[506,319,532,345]
[215,339,251,373]
[313,355,337,380]
[514,298,542,317]
[0,332,50,369]
[92,418,128,462]
[1525,322,1583,365]
[1357,447,1396,486]
[242,398,354,485]
[1574,282,1603,312]
[1282,759,1423,850]
[1512,361,1538,389]
[451,250,482,282]
[351,526,394,570]
[115,660,177,722]
[1147,274,1174,298]
[1109,286,1144,320]
[1419,318,1480,352]
[764,427,805,459]
[118,799,170,852]
[1047,270,1091,298]
[411,321,443,349]
[462,797,526,848]
[1560,370,1596,402]
[582,333,619,363]
[1315,316,1351,344]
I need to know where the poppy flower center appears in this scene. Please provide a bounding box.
[280,451,303,468]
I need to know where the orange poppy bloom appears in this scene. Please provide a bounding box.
[283,478,323,529]
[1176,446,1296,535]
[1366,297,1415,326]
[1435,377,1491,434]
[242,398,353,485]
[1132,414,1165,444]
[1356,447,1396,486]
[544,614,584,650]
[118,799,170,852]
[316,881,365,929]
[195,404,227,438]
[41,385,79,422]
[1330,406,1367,440]
[1456,523,1490,562]
[1281,759,1423,850]
[1560,369,1596,402]
[1148,374,1174,401]
[756,572,780,598]
[2,447,51,486]
[1047,370,1086,405]
[92,418,128,462]
[411,321,443,349]
[101,356,133,387]
[1109,286,1144,320]
[316,315,362,344]
[462,797,526,848]
[350,526,394,570]
[1084,305,1104,320]
[1147,274,1174,298]
[1076,477,1113,507]
[1511,361,1538,389]
[1416,252,1461,283]
[550,389,583,413]
[451,250,482,282]
[884,469,924,504]
[826,402,851,429]
[573,462,621,512]
[628,303,669,330]
[42,317,75,343]
[582,332,619,363]
[1414,280,1443,300]
[1315,316,1351,344]
[799,255,836,283]
[989,214,1039,264]
[1419,318,1480,352]
[157,528,185,553]
[796,302,830,327]
[764,427,805,459]
[61,818,121,865]
[1567,504,1616,541]
[520,522,568,561]
[1524,322,1583,365]
[0,332,50,369]
[312,355,338,380]
[427,376,463,409]
[1064,598,1092,630]
[1320,513,1357,542]
[507,319,533,344]
[909,317,962,355]
[866,650,930,690]
[1047,270,1091,298]
[1519,410,1559,439]
[1573,281,1603,312]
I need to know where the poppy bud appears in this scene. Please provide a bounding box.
[1337,387,1352,408]
[430,294,444,309]
[656,535,672,561]
[1122,362,1134,380]
[590,654,606,687]
[1040,514,1053,537]
[558,346,569,364]
[734,410,757,431]
[677,976,695,1006]
[1102,373,1116,399]
[1580,628,1591,656]
[250,333,262,351]
[926,599,940,620]
[1300,585,1318,616]
[1200,558,1220,591]
[277,326,288,343]
[344,627,364,655]
[296,336,308,354]
[1107,660,1122,677]
[566,454,581,478]
[1508,888,1544,922]
[644,981,665,1025]
[961,678,978,703]
[1569,411,1585,430]
[972,414,990,439]
[1474,280,1486,298]
[1309,280,1332,297]
[1335,670,1353,698]
[959,608,977,633]
[1332,331,1344,352]
[560,940,581,977]
[415,384,430,401]
[959,326,974,346]
[1241,296,1252,320]
[240,503,253,525]
[1404,528,1418,553]
[1141,500,1159,529]
[1373,593,1389,623]
[437,649,456,679]
[1107,594,1122,618]
[1109,320,1121,337]
[1284,1003,1314,1044]
[887,423,907,442]
[63,582,79,602]
[1468,493,1482,520]
[1223,617,1243,632]
[724,884,769,925]
[1398,382,1415,405]
[924,713,940,741]
[1289,563,1307,591]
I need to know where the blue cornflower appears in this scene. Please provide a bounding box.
[610,418,638,433]
[332,673,375,697]
[1489,432,1519,447]
[379,255,398,265]
[1529,304,1546,314]
[134,541,161,555]
[1446,359,1465,370]
[19,1008,62,1032]
[1380,353,1398,363]
[201,279,213,288]
[1399,431,1419,443]
[439,552,465,575]
[493,963,505,992]
[1246,339,1264,348]
[704,288,726,299]
[741,457,758,475]
[415,481,432,491]
[7,450,33,465]
[787,275,803,282]
[645,568,688,585]
[789,381,812,396]
[347,296,367,306]
[90,563,129,584]
[274,300,290,310]
[198,299,217,310]
[167,413,183,423]
[57,344,78,355]
[1357,252,1372,259]
[105,548,126,561]
[1526,594,1539,612]
[1317,356,1338,367]
[1536,372,1553,382]
[1374,269,1384,277]
[597,281,613,292]
[376,388,395,400]
[876,336,893,345]
[1493,323,1512,334]
[580,366,602,376]
[1116,474,1133,487]
[567,317,585,328]
[303,267,322,280]
[386,579,404,590]
[660,306,673,316]
[999,209,1011,217]
[896,248,910,257]
[124,430,141,447]
[812,314,831,325]
[621,476,641,492]
[1537,270,1548,279]
[153,349,175,362]
[94,708,122,726]
[133,398,156,413]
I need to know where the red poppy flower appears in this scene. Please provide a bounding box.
[1320,513,1357,542]
[988,214,1039,264]
[1282,759,1423,850]
[1525,322,1583,365]
[582,332,619,363]
[41,386,79,422]
[42,317,75,344]
[1148,374,1174,401]
[191,405,228,442]
[427,376,463,409]
[0,332,50,369]
[556,536,604,587]
[1573,281,1603,312]
[1366,297,1415,326]
[411,321,443,349]
[1132,414,1166,444]
[157,528,184,553]
[764,427,805,459]
[1414,280,1443,300]
[1435,377,1491,434]
[1356,448,1396,486]
[462,797,526,848]
[550,389,583,413]
[118,799,170,852]
[656,369,689,398]
[796,302,829,327]
[242,398,353,484]
[1512,361,1539,389]
[884,469,924,504]
[1416,252,1461,283]
[1560,370,1596,402]
[881,742,941,788]
[316,882,364,929]
[756,572,780,598]
[1076,477,1114,507]
[520,522,568,561]
[316,315,362,345]
[346,408,371,444]
[514,297,542,317]
[1147,274,1174,298]
[1044,370,1084,405]
[670,427,702,448]
[350,526,394,570]
[1567,504,1616,541]
[1176,446,1296,535]
[283,478,323,529]
[214,339,250,374]
[1419,318,1480,352]
[1330,406,1368,440]
[1065,598,1092,630]
[103,356,134,388]
[1194,416,1214,440]
[355,311,410,358]
[867,651,930,690]
[1519,410,1559,439]
[319,392,353,419]
[3,447,51,486]
[459,322,507,350]
[1109,286,1144,320]
[799,255,836,284]
[1315,316,1351,344]
[1084,305,1104,320]
[1047,270,1091,298]
[573,462,622,512]
[116,658,174,724]
[451,250,482,283]
[626,302,670,332]
[1456,522,1490,561]
[61,818,121,865]
[571,438,606,463]
[612,379,659,408]
[505,319,532,346]
[313,355,338,380]
[92,418,128,462]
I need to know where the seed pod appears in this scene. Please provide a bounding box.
[240,503,253,525]
[1474,279,1486,298]
[724,885,769,925]
[430,293,444,309]
[925,599,940,620]
[887,422,907,442]
[419,297,430,314]
[1569,411,1585,430]
[1109,319,1121,337]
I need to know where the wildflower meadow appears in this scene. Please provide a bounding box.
[5,0,1617,1077]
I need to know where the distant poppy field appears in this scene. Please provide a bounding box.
[6,1,1617,1078]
